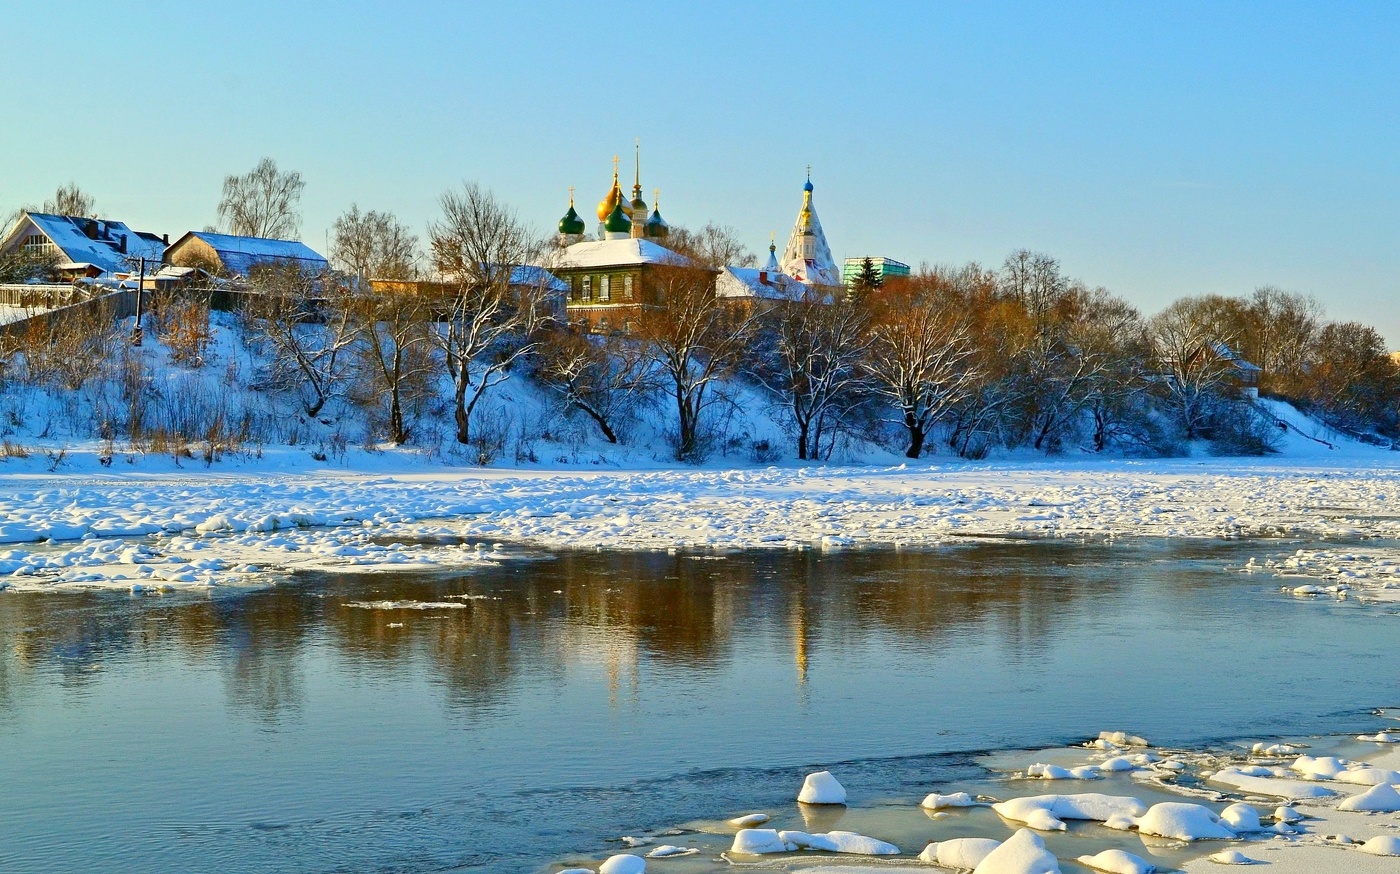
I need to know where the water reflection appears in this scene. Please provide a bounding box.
[1,539,1395,874]
[1,542,1170,721]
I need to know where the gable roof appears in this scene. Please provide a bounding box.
[554,238,693,270]
[169,231,327,278]
[4,213,166,275]
[716,266,811,301]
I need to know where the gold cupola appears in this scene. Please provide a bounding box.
[596,155,631,222]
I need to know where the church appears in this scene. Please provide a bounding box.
[550,150,842,329]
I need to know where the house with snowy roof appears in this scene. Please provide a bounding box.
[0,212,167,281]
[163,231,327,280]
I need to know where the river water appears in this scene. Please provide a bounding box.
[0,538,1395,872]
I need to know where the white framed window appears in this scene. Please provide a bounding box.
[599,275,611,302]
[582,275,592,300]
[623,274,634,300]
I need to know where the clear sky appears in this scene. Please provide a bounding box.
[3,1,1397,343]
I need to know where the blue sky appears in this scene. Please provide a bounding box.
[3,1,1397,342]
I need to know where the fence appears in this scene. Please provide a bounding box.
[0,290,137,341]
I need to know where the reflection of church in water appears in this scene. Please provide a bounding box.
[550,147,843,329]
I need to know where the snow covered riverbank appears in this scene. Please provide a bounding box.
[2,450,1400,592]
[553,726,1400,874]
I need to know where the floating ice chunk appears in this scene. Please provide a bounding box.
[1135,802,1236,841]
[730,829,791,854]
[992,794,1147,831]
[971,828,1061,874]
[919,838,1000,868]
[1338,782,1400,812]
[1290,755,1350,779]
[797,771,847,805]
[820,831,898,855]
[921,791,976,810]
[1028,763,1075,779]
[1361,836,1400,856]
[1358,731,1400,743]
[1097,731,1149,748]
[1274,805,1303,823]
[195,514,234,533]
[1075,848,1155,874]
[1219,803,1264,832]
[1206,850,1257,864]
[1251,742,1298,756]
[728,813,769,827]
[599,855,646,874]
[1333,767,1400,786]
[1209,767,1336,798]
[778,831,838,852]
[645,846,696,858]
[1097,757,1136,772]
[1102,813,1137,831]
[559,869,593,874]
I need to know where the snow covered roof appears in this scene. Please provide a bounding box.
[417,264,568,293]
[3,213,166,276]
[168,231,327,278]
[715,267,810,301]
[780,181,840,286]
[554,238,693,270]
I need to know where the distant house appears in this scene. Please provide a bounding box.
[549,237,704,331]
[163,231,327,279]
[715,266,810,304]
[368,265,570,322]
[0,212,166,281]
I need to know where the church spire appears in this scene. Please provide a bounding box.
[780,170,839,286]
[629,138,649,239]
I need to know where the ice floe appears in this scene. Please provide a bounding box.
[598,854,645,874]
[1205,849,1257,864]
[797,770,846,805]
[1337,782,1400,812]
[921,791,978,809]
[919,837,1001,868]
[1075,848,1156,874]
[1361,835,1400,856]
[971,828,1060,874]
[1132,802,1237,841]
[992,794,1147,831]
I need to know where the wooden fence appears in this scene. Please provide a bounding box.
[0,290,137,341]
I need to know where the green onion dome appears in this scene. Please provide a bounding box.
[644,208,670,238]
[604,201,632,233]
[558,204,585,236]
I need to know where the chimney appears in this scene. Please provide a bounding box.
[84,219,98,239]
[119,234,127,255]
[162,233,169,246]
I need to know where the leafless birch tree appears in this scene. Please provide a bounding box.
[428,183,547,446]
[217,158,305,239]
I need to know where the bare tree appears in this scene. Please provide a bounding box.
[217,158,305,239]
[353,286,434,444]
[753,290,872,460]
[1147,299,1239,440]
[331,205,419,280]
[536,328,650,444]
[43,182,96,217]
[667,223,756,269]
[244,263,355,417]
[427,183,548,446]
[633,264,756,461]
[864,275,981,458]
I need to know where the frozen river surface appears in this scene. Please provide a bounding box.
[0,539,1396,872]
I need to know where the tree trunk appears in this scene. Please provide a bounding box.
[454,373,471,445]
[904,410,925,459]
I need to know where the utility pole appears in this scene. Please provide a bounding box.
[132,256,145,347]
